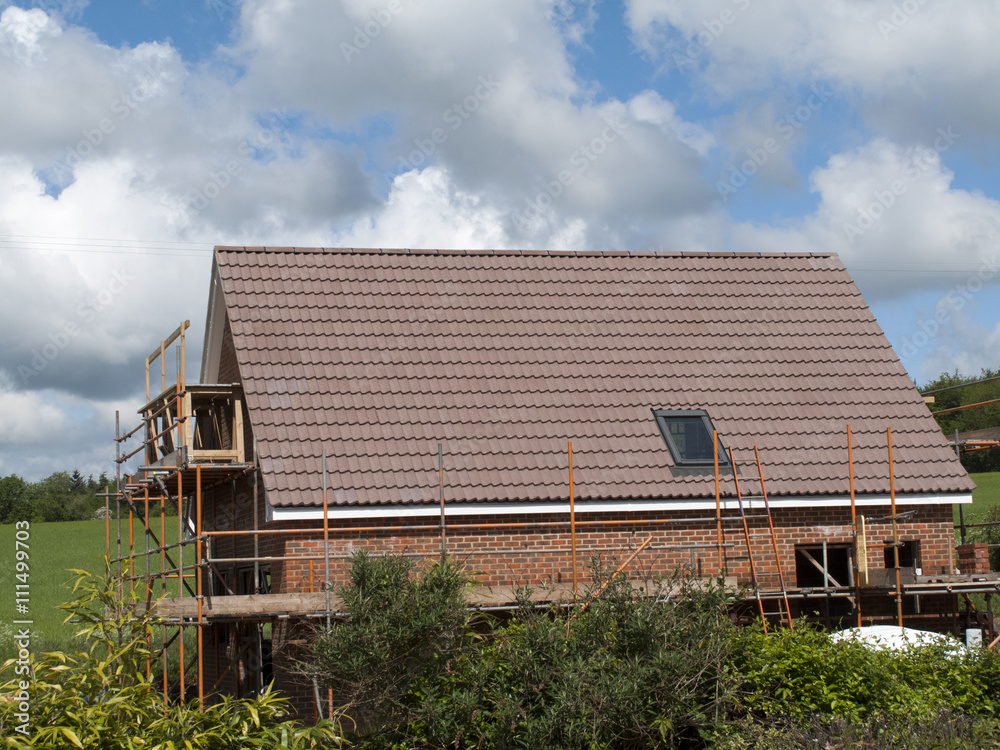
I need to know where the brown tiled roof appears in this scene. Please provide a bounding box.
[211,247,974,508]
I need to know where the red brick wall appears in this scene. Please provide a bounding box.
[269,504,956,594]
[957,543,991,574]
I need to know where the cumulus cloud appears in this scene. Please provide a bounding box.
[335,167,508,249]
[730,137,1000,300]
[0,155,212,398]
[230,0,713,239]
[0,372,123,481]
[0,2,717,476]
[625,0,1000,144]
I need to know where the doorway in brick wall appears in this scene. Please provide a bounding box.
[794,543,854,627]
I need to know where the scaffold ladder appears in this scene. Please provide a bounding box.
[729,446,794,632]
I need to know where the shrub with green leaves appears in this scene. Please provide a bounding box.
[312,552,739,748]
[719,623,1000,748]
[0,560,342,749]
[309,551,477,735]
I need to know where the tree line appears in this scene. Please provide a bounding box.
[923,367,1000,473]
[0,470,112,524]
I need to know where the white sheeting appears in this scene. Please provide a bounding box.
[830,625,963,652]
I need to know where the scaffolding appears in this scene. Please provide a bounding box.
[920,375,1000,548]
[108,323,1000,713]
[112,321,256,706]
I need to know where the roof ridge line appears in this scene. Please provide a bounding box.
[215,246,839,260]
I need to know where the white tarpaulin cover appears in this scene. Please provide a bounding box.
[830,626,962,652]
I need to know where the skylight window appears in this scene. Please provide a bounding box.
[653,409,727,466]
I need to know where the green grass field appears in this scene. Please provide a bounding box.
[1,517,185,664]
[961,472,1000,525]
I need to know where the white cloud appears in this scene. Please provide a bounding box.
[0,373,71,446]
[625,0,1000,142]
[336,166,507,250]
[730,138,1000,299]
[0,374,124,480]
[0,6,60,63]
[908,306,1000,384]
[627,89,714,157]
[230,0,713,238]
[714,101,804,193]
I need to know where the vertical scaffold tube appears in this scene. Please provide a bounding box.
[887,428,903,628]
[196,465,204,708]
[570,442,577,595]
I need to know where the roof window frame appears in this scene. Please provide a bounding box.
[653,409,729,467]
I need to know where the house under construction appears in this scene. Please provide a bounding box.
[110,247,1000,719]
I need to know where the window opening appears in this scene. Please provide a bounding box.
[885,539,919,571]
[653,409,728,466]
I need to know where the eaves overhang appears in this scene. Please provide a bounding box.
[269,492,972,522]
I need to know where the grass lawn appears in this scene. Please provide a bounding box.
[1,516,184,664]
[956,472,1000,526]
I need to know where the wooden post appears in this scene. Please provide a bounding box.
[104,485,110,555]
[129,502,135,602]
[160,496,167,706]
[856,516,868,586]
[253,438,260,596]
[955,429,967,544]
[323,451,331,628]
[144,488,151,680]
[116,412,122,565]
[178,467,185,703]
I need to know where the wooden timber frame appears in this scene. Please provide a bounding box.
[108,324,1000,714]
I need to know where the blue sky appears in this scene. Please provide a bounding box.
[1,0,999,479]
[80,0,235,60]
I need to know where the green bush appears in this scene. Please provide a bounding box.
[310,550,477,734]
[720,623,1000,747]
[313,552,738,748]
[0,560,342,749]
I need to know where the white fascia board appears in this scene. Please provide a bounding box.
[271,493,972,522]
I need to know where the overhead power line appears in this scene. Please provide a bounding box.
[0,234,214,258]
